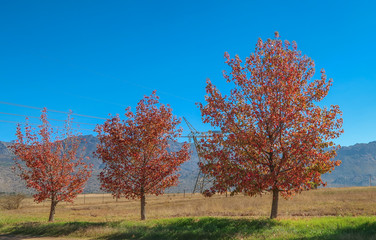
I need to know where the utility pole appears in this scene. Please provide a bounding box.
[181,117,219,194]
[370,175,372,187]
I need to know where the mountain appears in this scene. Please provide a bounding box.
[0,136,199,194]
[1,136,376,194]
[322,141,376,187]
[0,141,29,193]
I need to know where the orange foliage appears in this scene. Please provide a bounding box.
[198,33,343,218]
[95,91,190,220]
[11,108,92,221]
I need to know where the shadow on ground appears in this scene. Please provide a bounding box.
[4,217,376,240]
[5,218,277,240]
[96,218,276,240]
[6,221,108,238]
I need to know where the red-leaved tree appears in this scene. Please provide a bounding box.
[198,32,343,219]
[10,108,93,222]
[95,91,190,220]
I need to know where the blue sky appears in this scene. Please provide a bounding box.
[1,0,375,146]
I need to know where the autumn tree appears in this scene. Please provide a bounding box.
[95,91,190,220]
[198,32,343,219]
[10,109,93,222]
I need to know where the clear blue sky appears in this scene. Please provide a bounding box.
[1,0,375,146]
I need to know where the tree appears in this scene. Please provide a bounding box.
[198,32,343,219]
[95,91,190,220]
[10,108,93,222]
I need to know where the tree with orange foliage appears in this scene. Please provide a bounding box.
[198,32,343,219]
[11,109,93,222]
[95,91,190,220]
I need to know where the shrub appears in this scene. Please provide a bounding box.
[0,193,26,210]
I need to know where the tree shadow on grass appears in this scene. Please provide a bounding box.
[4,218,277,240]
[96,218,277,240]
[8,221,110,237]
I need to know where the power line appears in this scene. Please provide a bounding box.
[0,112,97,126]
[0,101,107,120]
[0,119,94,132]
[0,120,20,124]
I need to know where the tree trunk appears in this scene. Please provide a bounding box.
[48,197,58,222]
[270,188,279,219]
[140,187,146,220]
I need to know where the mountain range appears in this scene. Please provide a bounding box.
[1,135,376,193]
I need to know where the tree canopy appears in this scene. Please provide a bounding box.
[198,32,343,218]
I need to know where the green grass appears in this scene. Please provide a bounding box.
[1,216,376,239]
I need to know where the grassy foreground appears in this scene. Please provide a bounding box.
[1,187,376,239]
[1,216,376,239]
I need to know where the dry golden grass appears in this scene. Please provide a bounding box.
[3,186,376,221]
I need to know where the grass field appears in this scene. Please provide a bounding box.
[1,187,376,239]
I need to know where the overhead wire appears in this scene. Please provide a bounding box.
[0,101,102,132]
[0,112,97,126]
[0,101,107,120]
[0,120,94,132]
[1,51,198,140]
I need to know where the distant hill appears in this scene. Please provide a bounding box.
[0,135,199,194]
[322,141,376,187]
[1,136,376,193]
